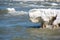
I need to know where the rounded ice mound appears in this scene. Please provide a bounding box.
[6,8,16,13]
[29,8,60,29]
[29,8,58,23]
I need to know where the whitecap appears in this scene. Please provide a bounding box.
[5,11,28,16]
[6,8,16,13]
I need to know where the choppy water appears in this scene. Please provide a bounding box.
[0,1,60,40]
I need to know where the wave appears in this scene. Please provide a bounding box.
[0,8,16,14]
[19,2,59,8]
[6,8,16,13]
[4,11,28,16]
[50,3,58,5]
[0,8,28,16]
[26,4,45,7]
[8,11,28,15]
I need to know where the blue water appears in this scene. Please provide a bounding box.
[0,1,60,40]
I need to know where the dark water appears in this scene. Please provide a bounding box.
[0,1,60,40]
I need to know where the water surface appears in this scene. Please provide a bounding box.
[0,1,60,40]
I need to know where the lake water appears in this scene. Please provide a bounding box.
[0,1,60,40]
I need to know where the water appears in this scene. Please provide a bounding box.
[0,1,60,40]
